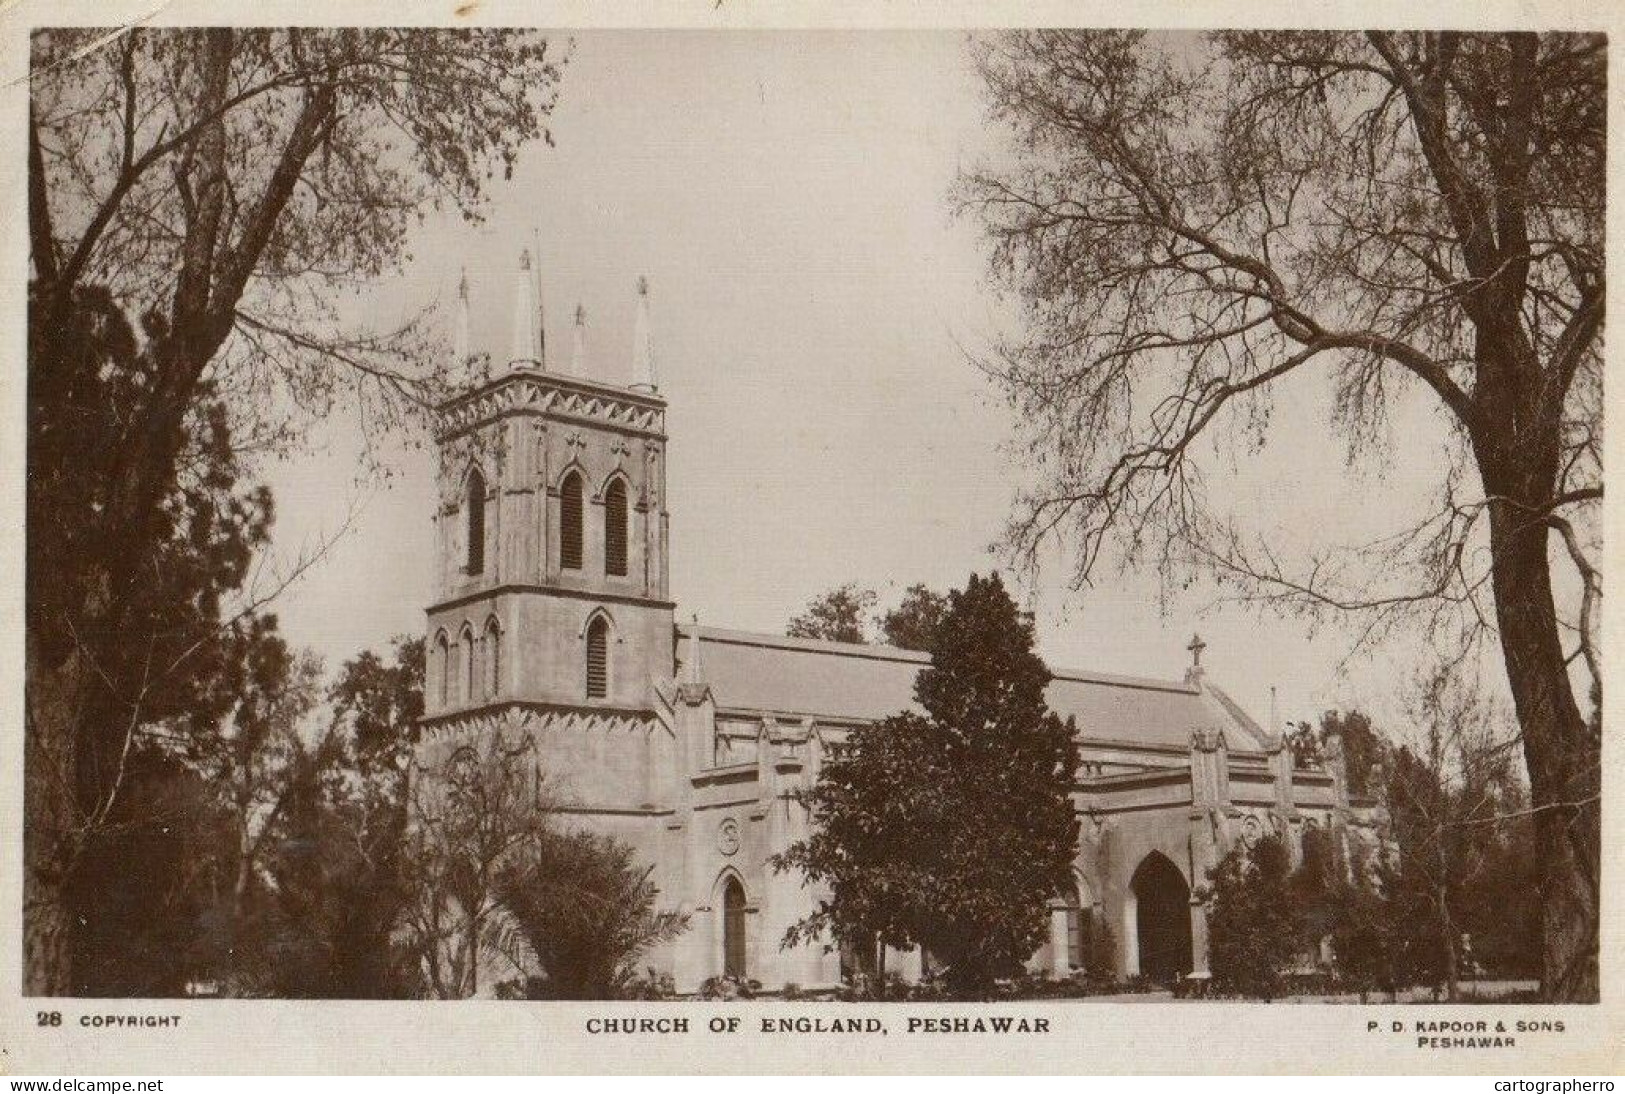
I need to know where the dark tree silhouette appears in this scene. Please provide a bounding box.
[786,582,877,644]
[775,574,1080,995]
[26,27,566,994]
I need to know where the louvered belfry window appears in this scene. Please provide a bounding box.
[560,471,583,570]
[585,616,609,699]
[605,478,628,576]
[465,469,486,575]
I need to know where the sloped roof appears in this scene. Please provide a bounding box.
[676,626,1271,751]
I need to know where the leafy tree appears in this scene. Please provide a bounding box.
[775,573,1080,995]
[66,748,231,997]
[26,284,275,996]
[965,30,1601,1000]
[27,27,566,993]
[787,583,877,643]
[878,584,950,651]
[1327,875,1403,1003]
[242,635,428,999]
[1206,834,1302,1000]
[249,745,422,999]
[490,831,689,999]
[1320,710,1387,799]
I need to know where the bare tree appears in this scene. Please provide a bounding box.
[1382,669,1526,1002]
[26,28,565,994]
[962,30,1600,1000]
[404,726,552,999]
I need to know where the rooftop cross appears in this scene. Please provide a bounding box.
[1187,633,1207,669]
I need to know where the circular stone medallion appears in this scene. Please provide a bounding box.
[717,817,741,857]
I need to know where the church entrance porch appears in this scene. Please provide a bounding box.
[1128,852,1192,986]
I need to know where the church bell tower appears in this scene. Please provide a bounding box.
[423,251,673,722]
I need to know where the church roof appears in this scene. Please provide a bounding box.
[676,626,1273,752]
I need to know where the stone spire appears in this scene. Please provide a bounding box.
[510,248,544,368]
[568,303,587,377]
[684,614,703,685]
[631,276,657,391]
[453,268,470,367]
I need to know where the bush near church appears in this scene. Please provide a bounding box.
[1205,834,1302,1001]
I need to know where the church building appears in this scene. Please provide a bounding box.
[418,253,1381,994]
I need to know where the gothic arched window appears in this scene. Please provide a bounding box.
[448,635,465,706]
[560,470,584,570]
[604,477,628,577]
[484,616,502,699]
[722,877,747,979]
[433,631,450,708]
[1065,884,1086,971]
[465,468,486,575]
[461,626,477,705]
[585,615,609,699]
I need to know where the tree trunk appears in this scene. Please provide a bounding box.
[1483,482,1600,1002]
[1440,879,1458,1003]
[23,635,84,996]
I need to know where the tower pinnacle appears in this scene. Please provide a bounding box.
[631,276,657,392]
[510,247,544,368]
[453,267,470,368]
[568,303,587,377]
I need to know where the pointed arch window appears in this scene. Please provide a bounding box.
[722,877,747,979]
[434,631,450,708]
[560,470,584,570]
[604,477,628,577]
[462,627,477,705]
[465,468,486,575]
[585,615,609,699]
[484,617,502,699]
[1065,885,1086,970]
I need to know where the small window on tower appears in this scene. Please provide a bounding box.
[605,477,628,577]
[434,632,450,708]
[561,471,584,570]
[484,617,501,699]
[585,615,609,699]
[465,468,486,575]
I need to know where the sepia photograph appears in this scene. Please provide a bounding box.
[3,2,1617,1077]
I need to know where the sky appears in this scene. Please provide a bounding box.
[258,29,1496,739]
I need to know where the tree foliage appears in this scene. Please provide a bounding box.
[1206,834,1301,1000]
[26,28,566,994]
[879,584,951,652]
[1223,699,1541,1000]
[964,29,1601,1000]
[491,831,689,1000]
[774,573,1080,995]
[786,582,950,651]
[786,582,876,644]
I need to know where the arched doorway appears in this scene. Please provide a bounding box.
[721,877,747,979]
[1131,853,1192,985]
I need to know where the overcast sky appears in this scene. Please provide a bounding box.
[259,29,1492,738]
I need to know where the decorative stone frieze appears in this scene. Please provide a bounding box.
[437,373,666,441]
